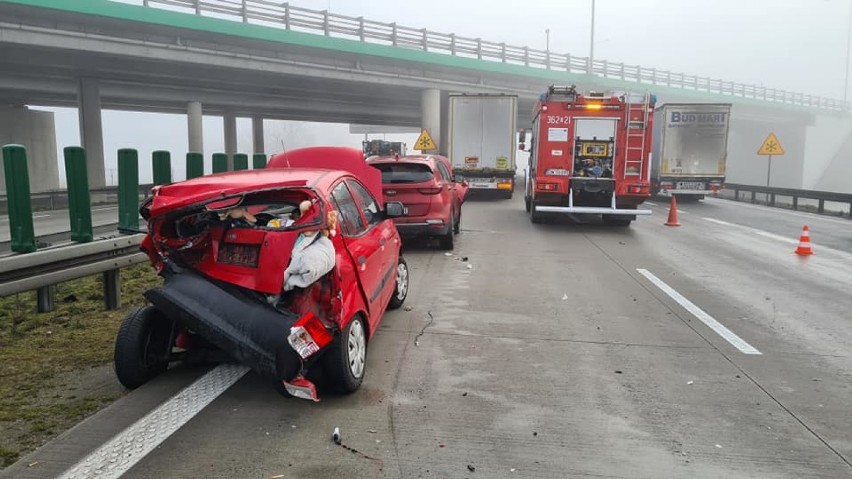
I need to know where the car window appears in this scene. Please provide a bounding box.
[330,182,366,236]
[347,179,381,226]
[436,162,452,182]
[372,162,434,184]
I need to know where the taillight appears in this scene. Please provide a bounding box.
[418,186,443,195]
[537,183,558,191]
[288,313,334,359]
[627,184,649,194]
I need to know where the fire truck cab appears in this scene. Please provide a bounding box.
[524,86,656,226]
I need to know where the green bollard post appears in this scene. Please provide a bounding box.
[233,153,248,171]
[252,153,267,169]
[186,152,204,179]
[63,146,93,243]
[152,150,172,185]
[118,148,139,231]
[212,153,228,173]
[1,145,36,253]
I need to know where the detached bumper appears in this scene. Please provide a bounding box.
[144,269,303,382]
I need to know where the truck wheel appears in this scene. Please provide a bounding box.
[438,213,455,250]
[530,202,545,224]
[602,215,633,227]
[321,315,367,393]
[524,194,531,212]
[114,306,174,389]
[388,257,409,310]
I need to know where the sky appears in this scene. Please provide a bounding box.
[39,0,852,185]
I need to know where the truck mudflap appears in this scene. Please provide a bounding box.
[536,188,652,216]
[144,268,305,383]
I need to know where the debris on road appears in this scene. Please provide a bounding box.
[687,380,694,385]
[533,432,538,436]
[615,370,623,374]
[404,306,413,311]
[462,392,468,397]
[511,468,516,472]
[27,461,39,468]
[467,464,476,472]
[369,429,377,433]
[332,426,341,444]
[715,444,722,449]
[466,264,473,270]
[414,311,435,347]
[444,252,453,256]
[562,294,568,300]
[811,378,822,382]
[62,294,77,303]
[270,475,285,479]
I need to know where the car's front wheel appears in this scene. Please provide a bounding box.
[388,256,409,310]
[114,306,174,389]
[322,315,367,393]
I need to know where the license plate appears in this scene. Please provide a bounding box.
[677,181,705,190]
[470,182,495,189]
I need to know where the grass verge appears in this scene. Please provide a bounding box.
[0,263,161,468]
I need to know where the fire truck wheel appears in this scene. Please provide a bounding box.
[439,213,455,250]
[524,195,531,212]
[530,203,545,224]
[114,306,173,390]
[602,215,633,227]
[322,315,367,393]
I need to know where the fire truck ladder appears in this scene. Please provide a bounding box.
[623,92,650,177]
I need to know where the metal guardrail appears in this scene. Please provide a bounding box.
[0,234,147,309]
[723,183,852,217]
[0,184,154,213]
[126,0,850,112]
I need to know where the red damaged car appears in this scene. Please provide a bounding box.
[366,155,468,250]
[115,147,409,400]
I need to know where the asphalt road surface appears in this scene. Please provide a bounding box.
[4,194,852,478]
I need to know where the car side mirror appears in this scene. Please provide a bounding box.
[385,201,407,218]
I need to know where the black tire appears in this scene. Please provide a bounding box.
[530,202,545,224]
[114,306,174,389]
[524,195,531,212]
[321,315,367,394]
[388,256,409,310]
[453,209,461,234]
[438,213,455,250]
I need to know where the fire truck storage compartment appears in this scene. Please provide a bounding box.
[572,118,617,201]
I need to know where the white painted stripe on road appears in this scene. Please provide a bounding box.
[645,201,657,206]
[754,230,799,245]
[706,197,851,226]
[702,217,734,226]
[637,269,762,355]
[58,364,249,479]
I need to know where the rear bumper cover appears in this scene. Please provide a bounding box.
[144,268,303,382]
[394,221,451,236]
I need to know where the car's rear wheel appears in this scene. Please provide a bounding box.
[114,306,174,389]
[438,213,455,250]
[453,209,461,234]
[322,315,367,393]
[388,257,409,310]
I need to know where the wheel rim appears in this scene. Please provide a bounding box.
[348,319,366,379]
[396,263,409,301]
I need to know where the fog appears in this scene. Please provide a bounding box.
[40,0,852,186]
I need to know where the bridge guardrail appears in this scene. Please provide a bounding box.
[131,0,849,112]
[723,183,852,217]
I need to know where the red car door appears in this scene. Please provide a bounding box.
[329,180,390,330]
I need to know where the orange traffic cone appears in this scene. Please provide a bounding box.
[664,195,680,227]
[794,225,814,256]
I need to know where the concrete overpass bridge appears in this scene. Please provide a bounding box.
[0,0,849,193]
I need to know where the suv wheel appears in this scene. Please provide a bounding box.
[438,213,455,250]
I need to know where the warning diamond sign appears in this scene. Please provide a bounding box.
[757,133,784,156]
[414,129,437,151]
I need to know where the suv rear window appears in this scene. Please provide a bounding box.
[373,163,434,184]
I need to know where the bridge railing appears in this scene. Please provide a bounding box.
[127,0,848,112]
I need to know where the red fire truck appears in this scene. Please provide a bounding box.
[523,86,657,226]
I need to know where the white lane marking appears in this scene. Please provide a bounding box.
[645,201,657,206]
[702,217,734,226]
[754,231,799,245]
[637,269,762,355]
[58,364,249,479]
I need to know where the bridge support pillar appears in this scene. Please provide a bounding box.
[224,112,237,170]
[252,116,265,156]
[77,78,106,188]
[421,88,441,154]
[187,101,203,154]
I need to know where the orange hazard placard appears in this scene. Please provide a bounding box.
[414,129,437,151]
[757,133,784,156]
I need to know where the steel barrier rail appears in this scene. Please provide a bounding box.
[722,183,852,217]
[124,0,849,111]
[0,234,148,310]
[0,184,153,213]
